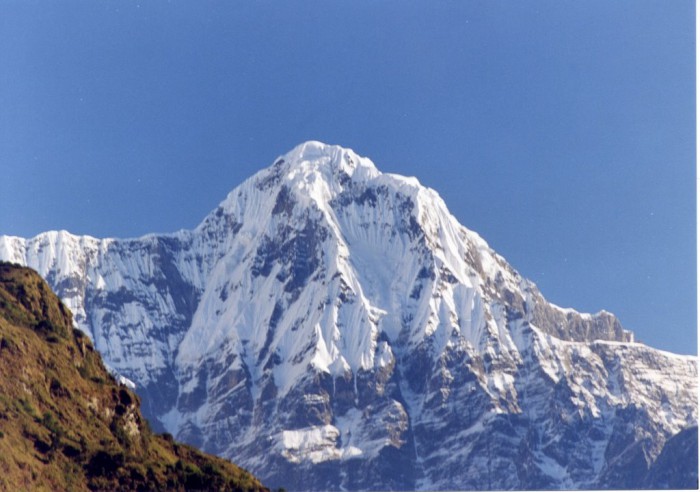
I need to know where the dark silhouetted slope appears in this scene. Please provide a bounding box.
[0,261,268,492]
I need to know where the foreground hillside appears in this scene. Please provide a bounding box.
[0,262,267,491]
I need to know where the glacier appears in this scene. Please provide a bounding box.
[0,141,696,490]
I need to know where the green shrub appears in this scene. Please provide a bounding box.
[18,398,37,418]
[85,450,126,478]
[46,334,60,344]
[42,411,64,453]
[42,412,59,433]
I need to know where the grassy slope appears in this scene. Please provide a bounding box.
[0,262,269,492]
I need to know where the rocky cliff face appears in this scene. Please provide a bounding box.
[1,141,696,490]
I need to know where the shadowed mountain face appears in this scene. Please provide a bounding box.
[0,262,267,492]
[643,425,698,489]
[1,142,696,490]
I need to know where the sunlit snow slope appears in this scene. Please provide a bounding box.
[1,142,696,490]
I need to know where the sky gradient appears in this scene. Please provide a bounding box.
[0,1,695,354]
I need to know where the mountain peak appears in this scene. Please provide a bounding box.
[277,142,429,204]
[211,142,412,236]
[282,141,379,179]
[0,144,695,491]
[272,142,382,204]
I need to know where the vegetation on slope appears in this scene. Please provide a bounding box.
[0,261,268,491]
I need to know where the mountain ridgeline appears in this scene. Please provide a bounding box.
[0,142,697,490]
[0,262,267,491]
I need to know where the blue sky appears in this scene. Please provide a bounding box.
[0,1,695,354]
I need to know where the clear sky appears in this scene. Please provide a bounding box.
[0,1,695,354]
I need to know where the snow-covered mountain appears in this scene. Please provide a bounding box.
[1,141,696,490]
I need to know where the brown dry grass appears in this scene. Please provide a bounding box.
[0,262,268,492]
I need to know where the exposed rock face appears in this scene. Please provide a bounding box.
[1,142,696,490]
